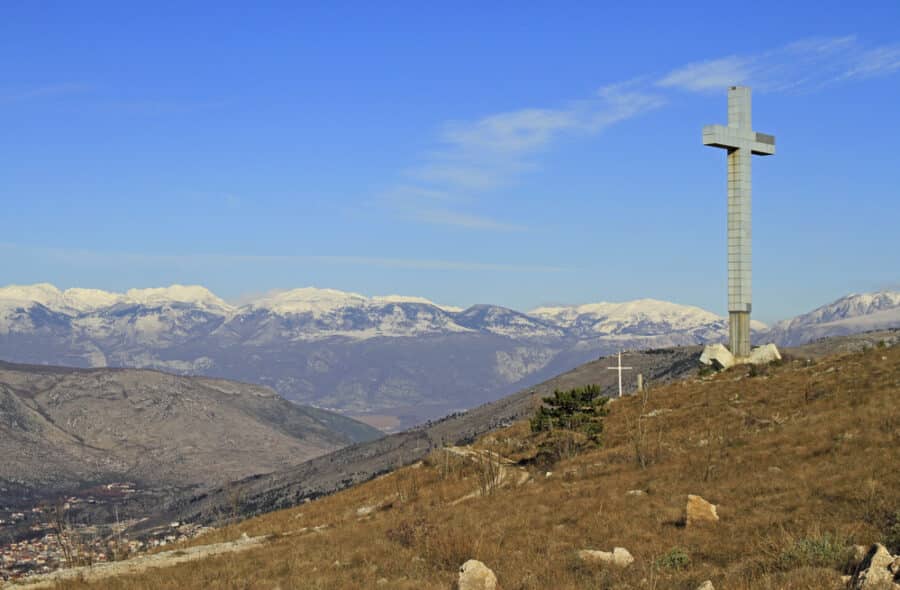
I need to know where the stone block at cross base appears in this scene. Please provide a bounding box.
[699,343,735,369]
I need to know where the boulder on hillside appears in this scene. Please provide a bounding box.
[848,543,900,589]
[685,494,719,526]
[458,559,497,590]
[696,582,715,590]
[577,547,634,567]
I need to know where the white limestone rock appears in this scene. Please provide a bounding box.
[458,559,498,590]
[577,547,634,567]
[849,543,900,589]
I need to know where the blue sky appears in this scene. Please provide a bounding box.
[2,1,899,322]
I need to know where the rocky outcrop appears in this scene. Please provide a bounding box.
[458,559,498,590]
[685,494,719,526]
[848,543,900,589]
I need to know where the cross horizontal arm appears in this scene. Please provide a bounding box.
[703,125,775,155]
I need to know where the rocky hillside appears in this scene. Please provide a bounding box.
[0,362,380,505]
[1,284,897,429]
[27,330,899,590]
[153,328,899,529]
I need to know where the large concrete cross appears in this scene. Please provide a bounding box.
[703,86,775,358]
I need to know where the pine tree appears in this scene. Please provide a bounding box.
[530,384,609,442]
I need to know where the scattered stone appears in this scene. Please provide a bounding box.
[239,532,249,541]
[376,578,388,586]
[626,489,647,497]
[696,581,715,590]
[458,559,498,590]
[700,343,734,370]
[545,471,552,478]
[577,547,634,568]
[768,466,782,473]
[685,494,719,526]
[848,543,900,589]
[356,505,376,517]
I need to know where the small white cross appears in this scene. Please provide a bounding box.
[606,351,633,397]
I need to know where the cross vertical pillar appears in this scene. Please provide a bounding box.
[703,86,774,359]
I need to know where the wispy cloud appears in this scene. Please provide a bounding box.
[412,209,528,232]
[398,35,900,232]
[658,56,752,91]
[391,82,665,230]
[658,36,900,93]
[0,243,568,273]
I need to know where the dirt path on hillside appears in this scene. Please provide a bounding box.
[2,534,268,589]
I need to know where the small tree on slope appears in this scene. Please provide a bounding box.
[530,384,609,443]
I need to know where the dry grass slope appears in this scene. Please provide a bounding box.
[34,344,900,589]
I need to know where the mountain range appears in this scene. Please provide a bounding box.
[1,283,898,430]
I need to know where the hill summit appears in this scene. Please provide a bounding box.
[16,333,898,589]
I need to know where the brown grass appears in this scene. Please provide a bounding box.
[47,345,900,589]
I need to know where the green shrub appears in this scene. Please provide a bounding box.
[530,385,609,442]
[655,547,691,570]
[778,533,851,570]
[697,364,716,377]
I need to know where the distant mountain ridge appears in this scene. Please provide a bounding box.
[767,291,900,346]
[1,283,897,428]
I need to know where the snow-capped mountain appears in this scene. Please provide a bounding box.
[1,283,896,429]
[766,291,900,346]
[454,305,565,339]
[232,287,469,340]
[530,299,730,338]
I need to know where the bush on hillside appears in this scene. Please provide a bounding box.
[654,547,691,570]
[777,533,852,571]
[530,385,609,442]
